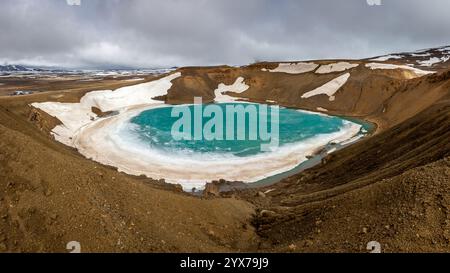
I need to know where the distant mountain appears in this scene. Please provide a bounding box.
[0,64,177,75]
[0,64,31,72]
[367,45,450,69]
[0,64,33,72]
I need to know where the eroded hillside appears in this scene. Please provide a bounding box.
[0,46,449,252]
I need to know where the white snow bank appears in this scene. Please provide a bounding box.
[411,53,431,57]
[417,57,441,67]
[31,72,181,146]
[317,107,328,112]
[365,63,434,77]
[262,62,318,74]
[315,62,359,74]
[418,56,450,67]
[214,77,249,103]
[370,55,403,62]
[301,73,350,101]
[438,46,450,52]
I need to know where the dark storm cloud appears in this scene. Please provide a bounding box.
[0,0,449,68]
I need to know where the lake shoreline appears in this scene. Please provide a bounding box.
[201,114,375,194]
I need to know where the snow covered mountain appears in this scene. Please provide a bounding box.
[0,64,31,72]
[368,45,450,70]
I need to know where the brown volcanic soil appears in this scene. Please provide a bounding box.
[0,94,257,252]
[244,98,450,252]
[0,49,450,252]
[0,74,153,97]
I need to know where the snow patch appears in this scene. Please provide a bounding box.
[301,73,350,101]
[370,55,403,62]
[317,107,328,112]
[411,53,431,57]
[262,62,318,74]
[365,63,434,77]
[31,72,182,146]
[417,57,441,67]
[315,62,359,74]
[214,77,249,103]
[417,55,450,66]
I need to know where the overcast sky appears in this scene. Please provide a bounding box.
[0,0,449,69]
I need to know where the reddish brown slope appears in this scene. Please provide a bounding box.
[244,72,450,252]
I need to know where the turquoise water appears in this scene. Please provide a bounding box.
[129,103,356,157]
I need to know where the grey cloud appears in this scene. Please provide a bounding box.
[0,0,449,68]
